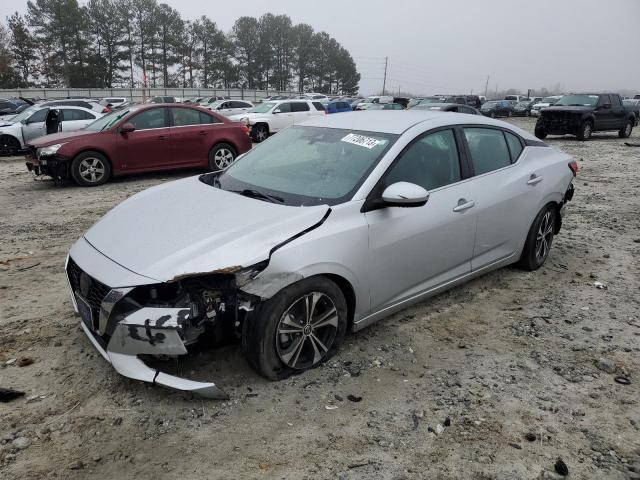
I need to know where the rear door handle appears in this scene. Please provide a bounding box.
[527,174,543,186]
[453,199,475,212]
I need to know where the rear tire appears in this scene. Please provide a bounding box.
[518,204,556,271]
[70,151,111,187]
[619,120,633,138]
[576,121,593,141]
[208,143,236,171]
[242,276,348,381]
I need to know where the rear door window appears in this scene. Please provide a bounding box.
[464,128,512,175]
[504,131,524,162]
[129,108,167,129]
[171,107,211,126]
[291,102,310,112]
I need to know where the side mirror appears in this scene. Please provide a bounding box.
[380,182,429,208]
[272,109,281,114]
[120,122,136,134]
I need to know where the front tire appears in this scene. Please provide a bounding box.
[518,204,556,271]
[252,124,269,143]
[208,143,236,171]
[242,277,348,380]
[0,135,20,156]
[70,151,111,187]
[534,125,547,139]
[576,121,593,141]
[619,120,633,138]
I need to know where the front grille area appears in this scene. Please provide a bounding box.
[67,257,111,326]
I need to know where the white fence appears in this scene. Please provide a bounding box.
[0,88,299,103]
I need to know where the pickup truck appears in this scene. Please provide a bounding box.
[535,93,637,141]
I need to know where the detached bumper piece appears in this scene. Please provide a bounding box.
[25,148,70,180]
[67,258,228,399]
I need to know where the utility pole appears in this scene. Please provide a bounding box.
[484,75,490,98]
[382,56,388,95]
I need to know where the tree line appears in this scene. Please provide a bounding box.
[0,0,360,94]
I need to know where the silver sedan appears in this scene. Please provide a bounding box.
[66,111,577,397]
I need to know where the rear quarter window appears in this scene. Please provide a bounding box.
[504,132,524,162]
[312,102,325,111]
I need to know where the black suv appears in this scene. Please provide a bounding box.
[535,93,637,141]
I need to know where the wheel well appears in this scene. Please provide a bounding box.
[323,274,356,330]
[0,134,21,148]
[550,201,562,234]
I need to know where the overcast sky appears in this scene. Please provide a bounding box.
[2,0,639,95]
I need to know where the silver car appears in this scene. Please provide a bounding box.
[66,111,576,398]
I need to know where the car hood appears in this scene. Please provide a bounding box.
[27,129,100,148]
[83,175,330,283]
[542,106,590,113]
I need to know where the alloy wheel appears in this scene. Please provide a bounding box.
[79,157,106,183]
[275,292,339,370]
[625,123,632,136]
[583,123,592,139]
[0,137,19,156]
[255,127,267,142]
[214,148,234,170]
[535,211,554,264]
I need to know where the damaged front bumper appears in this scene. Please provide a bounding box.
[66,254,229,399]
[25,148,70,180]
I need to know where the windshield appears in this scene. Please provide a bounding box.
[204,126,398,206]
[554,95,599,107]
[418,97,442,105]
[482,101,499,108]
[516,101,529,107]
[541,97,558,104]
[249,102,277,113]
[84,108,133,131]
[10,105,39,123]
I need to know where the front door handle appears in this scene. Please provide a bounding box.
[453,199,475,212]
[527,174,543,186]
[198,131,207,136]
[157,135,168,140]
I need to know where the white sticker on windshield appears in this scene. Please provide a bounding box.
[341,133,384,149]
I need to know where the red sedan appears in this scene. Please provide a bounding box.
[25,103,252,186]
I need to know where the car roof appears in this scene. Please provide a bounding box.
[301,110,531,136]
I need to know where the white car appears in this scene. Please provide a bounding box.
[39,99,108,114]
[531,96,563,117]
[229,99,326,142]
[300,93,330,104]
[208,99,254,117]
[0,105,103,155]
[102,97,128,107]
[199,96,230,107]
[366,95,394,104]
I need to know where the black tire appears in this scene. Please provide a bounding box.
[534,125,547,139]
[251,123,269,143]
[525,110,530,117]
[518,204,556,271]
[490,112,496,119]
[0,135,20,156]
[618,120,633,138]
[207,143,237,171]
[242,276,348,380]
[70,151,111,187]
[576,121,593,141]
[507,110,513,118]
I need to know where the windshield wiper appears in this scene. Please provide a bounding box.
[232,188,284,203]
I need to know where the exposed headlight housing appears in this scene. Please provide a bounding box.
[240,117,250,125]
[38,143,65,157]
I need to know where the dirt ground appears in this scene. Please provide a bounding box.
[1,117,639,480]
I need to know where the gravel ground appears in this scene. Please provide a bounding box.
[1,118,639,480]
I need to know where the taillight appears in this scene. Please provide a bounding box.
[241,125,249,135]
[568,160,578,176]
[102,106,111,113]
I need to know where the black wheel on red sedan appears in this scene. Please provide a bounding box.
[518,204,556,271]
[242,276,348,380]
[70,151,111,187]
[208,143,236,171]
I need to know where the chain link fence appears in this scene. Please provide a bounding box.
[0,87,300,103]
